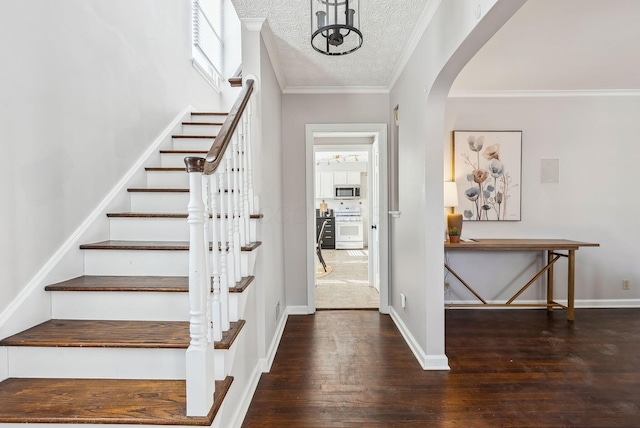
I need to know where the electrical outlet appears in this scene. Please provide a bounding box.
[444,281,451,291]
[275,301,280,322]
[400,293,406,309]
[623,279,630,291]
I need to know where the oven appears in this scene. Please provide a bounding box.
[334,207,364,250]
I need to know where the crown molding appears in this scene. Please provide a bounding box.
[283,86,389,95]
[448,89,640,98]
[386,0,442,91]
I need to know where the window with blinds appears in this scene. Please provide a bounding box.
[192,0,223,88]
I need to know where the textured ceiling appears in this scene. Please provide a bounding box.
[231,0,431,90]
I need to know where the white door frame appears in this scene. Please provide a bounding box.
[305,123,389,314]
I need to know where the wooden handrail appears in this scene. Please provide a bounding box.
[203,79,254,175]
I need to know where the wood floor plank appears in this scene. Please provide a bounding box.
[0,377,232,425]
[242,309,640,427]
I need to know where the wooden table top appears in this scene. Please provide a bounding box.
[444,239,599,251]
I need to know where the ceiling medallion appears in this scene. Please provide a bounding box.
[310,0,363,56]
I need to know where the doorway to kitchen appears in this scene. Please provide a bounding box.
[305,124,389,314]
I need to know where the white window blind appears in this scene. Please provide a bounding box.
[192,0,223,87]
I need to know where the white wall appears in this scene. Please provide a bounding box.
[388,0,525,368]
[282,94,390,308]
[0,1,221,320]
[444,95,639,305]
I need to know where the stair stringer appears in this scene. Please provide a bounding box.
[0,107,194,346]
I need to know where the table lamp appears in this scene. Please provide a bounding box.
[444,181,462,243]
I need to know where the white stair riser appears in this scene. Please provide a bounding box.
[84,250,256,277]
[190,114,227,123]
[172,137,215,152]
[130,192,188,213]
[161,152,204,168]
[229,292,246,322]
[110,217,258,242]
[111,217,188,241]
[181,124,222,136]
[51,292,189,321]
[147,170,189,188]
[7,347,185,379]
[7,347,230,381]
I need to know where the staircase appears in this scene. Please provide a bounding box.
[0,85,261,425]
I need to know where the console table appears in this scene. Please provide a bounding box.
[444,239,599,320]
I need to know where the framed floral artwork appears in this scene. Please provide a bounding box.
[452,131,522,221]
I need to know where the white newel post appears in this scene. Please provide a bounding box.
[184,157,214,416]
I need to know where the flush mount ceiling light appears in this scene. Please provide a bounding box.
[310,0,363,56]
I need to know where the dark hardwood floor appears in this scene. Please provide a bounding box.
[243,309,640,427]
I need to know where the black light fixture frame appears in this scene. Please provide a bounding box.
[310,0,363,56]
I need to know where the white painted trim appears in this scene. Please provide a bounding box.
[445,299,640,310]
[258,21,287,91]
[260,308,288,372]
[0,347,7,382]
[448,89,640,98]
[227,361,262,428]
[283,86,389,95]
[576,299,640,308]
[386,0,442,90]
[0,107,193,334]
[228,309,289,428]
[389,307,450,371]
[286,305,312,315]
[305,123,389,315]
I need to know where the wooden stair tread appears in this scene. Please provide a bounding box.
[191,112,227,116]
[128,187,189,192]
[0,377,232,425]
[45,275,255,293]
[106,212,263,219]
[182,121,224,126]
[159,149,207,154]
[145,167,186,172]
[79,240,262,251]
[0,319,245,350]
[172,135,216,139]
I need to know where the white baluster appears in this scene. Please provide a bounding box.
[209,173,222,342]
[218,157,230,331]
[184,157,214,416]
[232,133,242,283]
[236,123,247,247]
[246,100,255,215]
[223,155,234,330]
[242,112,251,244]
[202,175,212,343]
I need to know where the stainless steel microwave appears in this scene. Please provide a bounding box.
[334,185,361,199]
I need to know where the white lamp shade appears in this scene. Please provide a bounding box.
[444,181,459,208]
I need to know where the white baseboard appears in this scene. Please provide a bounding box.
[287,305,311,315]
[227,361,262,428]
[445,299,640,309]
[0,107,193,339]
[575,299,640,308]
[260,308,288,373]
[228,309,289,428]
[388,307,450,371]
[0,346,7,382]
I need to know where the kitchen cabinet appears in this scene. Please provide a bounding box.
[316,171,334,198]
[332,171,361,186]
[316,216,335,249]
